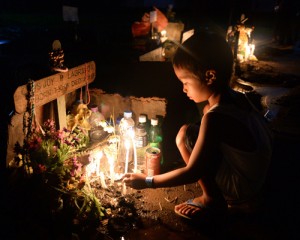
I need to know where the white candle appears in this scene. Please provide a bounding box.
[131,135,138,173]
[122,182,127,195]
[245,43,250,61]
[108,156,115,184]
[250,43,255,57]
[94,151,103,176]
[100,171,107,189]
[124,140,130,174]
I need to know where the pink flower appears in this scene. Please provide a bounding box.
[37,164,47,173]
[70,156,82,177]
[28,137,42,150]
[57,130,64,140]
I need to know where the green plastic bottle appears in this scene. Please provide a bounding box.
[149,118,164,165]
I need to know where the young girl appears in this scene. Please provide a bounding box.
[123,31,273,220]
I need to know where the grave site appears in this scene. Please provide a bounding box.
[3,51,299,239]
[6,60,201,239]
[1,3,300,239]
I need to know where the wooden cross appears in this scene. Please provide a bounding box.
[13,61,96,129]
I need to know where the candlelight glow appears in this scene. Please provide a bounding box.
[86,150,103,178]
[108,155,115,184]
[160,30,168,43]
[81,117,139,192]
[100,171,108,189]
[131,135,138,173]
[124,139,130,174]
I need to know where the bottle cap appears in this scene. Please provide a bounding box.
[124,111,132,118]
[151,118,158,126]
[139,114,147,123]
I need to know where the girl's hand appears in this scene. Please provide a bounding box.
[122,173,148,189]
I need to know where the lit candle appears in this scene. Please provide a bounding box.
[108,155,115,184]
[160,30,168,43]
[122,182,127,195]
[124,139,130,174]
[249,43,255,57]
[99,171,107,189]
[131,135,138,173]
[245,43,250,61]
[94,151,103,176]
[123,139,131,195]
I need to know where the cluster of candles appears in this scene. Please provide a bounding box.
[244,43,255,61]
[86,128,138,194]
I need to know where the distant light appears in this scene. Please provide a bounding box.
[0,40,10,45]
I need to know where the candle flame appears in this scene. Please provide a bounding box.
[86,150,103,178]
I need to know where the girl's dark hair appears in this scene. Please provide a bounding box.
[172,31,234,92]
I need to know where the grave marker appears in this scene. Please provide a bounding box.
[14,61,96,114]
[13,61,96,129]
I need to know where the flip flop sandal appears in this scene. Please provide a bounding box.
[174,198,207,220]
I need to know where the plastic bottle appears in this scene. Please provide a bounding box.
[119,111,135,137]
[135,114,148,173]
[118,111,135,174]
[149,118,164,165]
[149,118,162,147]
[89,105,105,142]
[135,114,148,147]
[114,114,123,136]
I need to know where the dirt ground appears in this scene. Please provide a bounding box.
[93,181,208,239]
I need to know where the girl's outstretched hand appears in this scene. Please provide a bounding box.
[122,173,147,189]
